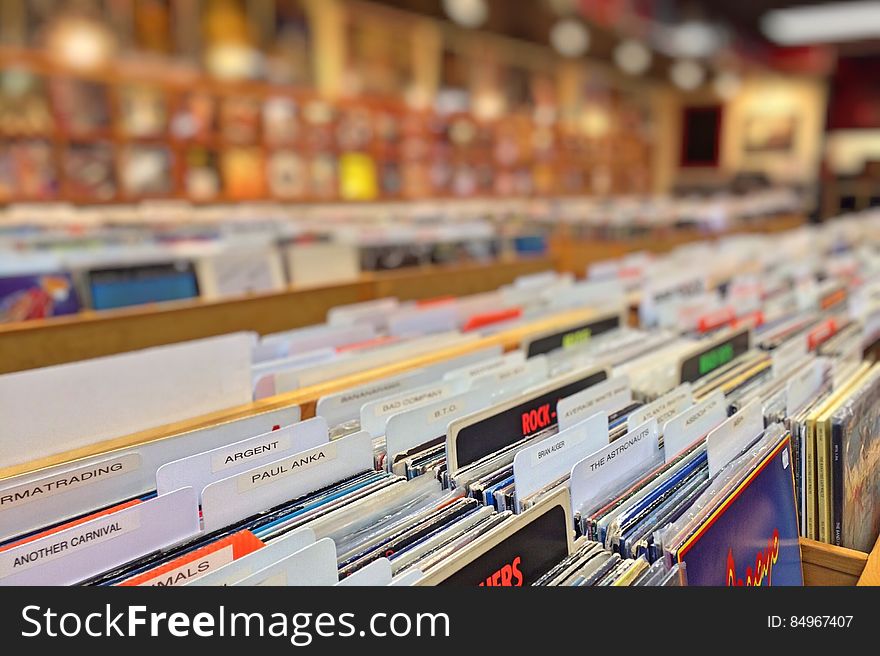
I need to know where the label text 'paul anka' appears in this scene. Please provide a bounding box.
[250,451,327,484]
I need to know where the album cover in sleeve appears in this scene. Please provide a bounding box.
[0,272,80,322]
[831,366,880,552]
[674,436,802,586]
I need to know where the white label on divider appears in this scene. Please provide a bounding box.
[336,558,392,586]
[0,511,140,578]
[513,412,608,506]
[772,338,807,378]
[156,417,329,496]
[208,419,324,473]
[627,384,693,433]
[0,453,141,511]
[570,419,661,515]
[443,351,524,383]
[315,345,502,427]
[188,528,315,587]
[213,433,291,473]
[361,381,459,438]
[706,400,764,477]
[236,538,338,586]
[200,431,372,532]
[237,443,338,493]
[556,376,630,432]
[0,488,200,586]
[136,545,235,587]
[661,390,726,462]
[786,359,823,415]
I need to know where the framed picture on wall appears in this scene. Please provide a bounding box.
[743,114,797,153]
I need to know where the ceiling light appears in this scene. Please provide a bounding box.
[442,0,488,28]
[614,39,652,75]
[550,19,590,57]
[713,71,742,99]
[762,1,880,44]
[673,20,719,57]
[670,60,705,90]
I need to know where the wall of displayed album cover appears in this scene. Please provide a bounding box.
[672,436,803,586]
[0,272,81,322]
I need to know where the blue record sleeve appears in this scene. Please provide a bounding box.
[674,435,802,586]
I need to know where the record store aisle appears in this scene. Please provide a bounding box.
[3,213,880,586]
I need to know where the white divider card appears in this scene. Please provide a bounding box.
[387,304,459,337]
[627,383,693,434]
[523,311,622,358]
[677,327,751,384]
[0,405,300,543]
[156,417,329,497]
[705,400,764,478]
[640,273,705,327]
[0,333,254,469]
[328,298,400,329]
[315,344,502,427]
[236,538,338,586]
[188,528,315,587]
[0,487,200,586]
[442,351,525,383]
[658,291,721,331]
[446,366,609,477]
[200,430,373,532]
[661,390,726,462]
[359,377,470,439]
[389,568,424,586]
[514,271,561,290]
[384,388,496,471]
[336,558,392,586]
[546,278,623,310]
[556,375,631,433]
[569,419,661,516]
[469,354,548,392]
[257,324,376,361]
[786,358,824,415]
[286,332,481,390]
[772,337,808,378]
[252,348,338,399]
[512,412,608,509]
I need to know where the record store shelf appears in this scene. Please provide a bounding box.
[2,297,877,587]
[0,213,807,375]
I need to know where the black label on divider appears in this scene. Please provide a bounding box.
[525,314,621,358]
[679,328,751,384]
[453,369,607,470]
[438,503,569,586]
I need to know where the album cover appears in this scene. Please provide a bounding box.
[674,436,802,586]
[831,366,880,551]
[0,272,80,322]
